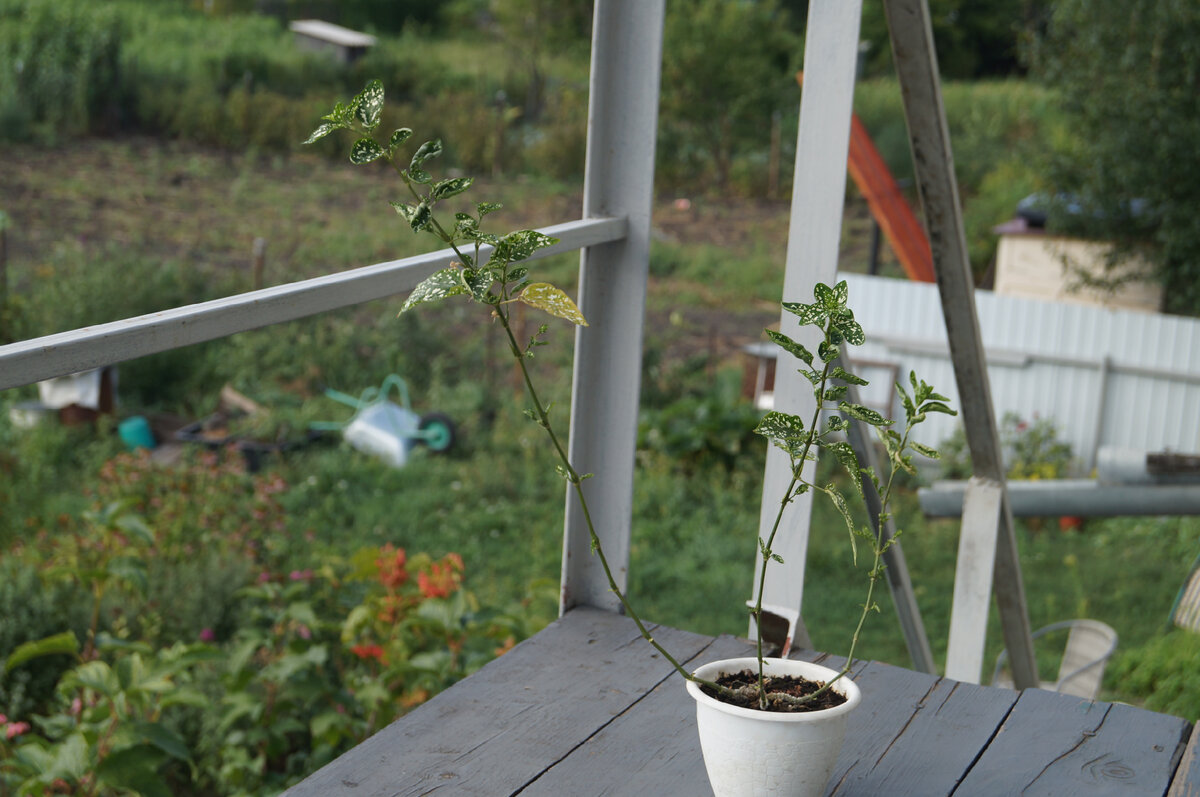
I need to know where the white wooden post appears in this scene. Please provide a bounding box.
[944,477,1003,681]
[751,0,865,644]
[560,0,664,614]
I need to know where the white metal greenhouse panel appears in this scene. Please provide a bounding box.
[842,272,1200,471]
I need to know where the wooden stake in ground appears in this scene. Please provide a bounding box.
[252,237,267,291]
[0,211,9,344]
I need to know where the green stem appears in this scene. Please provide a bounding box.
[789,423,914,705]
[753,355,833,709]
[384,150,476,269]
[494,308,733,697]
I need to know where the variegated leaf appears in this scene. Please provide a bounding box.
[824,486,858,565]
[824,441,864,499]
[832,280,849,306]
[830,366,868,386]
[818,340,840,363]
[782,301,825,326]
[519,283,588,326]
[353,80,384,130]
[303,122,338,145]
[837,318,865,346]
[400,268,466,313]
[839,401,892,427]
[411,139,443,167]
[910,441,941,459]
[431,177,474,201]
[389,127,413,151]
[919,401,956,416]
[765,329,813,365]
[350,138,384,164]
[754,411,806,452]
[493,230,558,264]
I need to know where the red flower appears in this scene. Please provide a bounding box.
[350,643,385,662]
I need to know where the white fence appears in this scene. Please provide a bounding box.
[843,272,1200,472]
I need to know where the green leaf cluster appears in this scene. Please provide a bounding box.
[748,280,955,700]
[305,81,586,329]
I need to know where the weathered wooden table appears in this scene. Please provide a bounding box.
[285,607,1200,796]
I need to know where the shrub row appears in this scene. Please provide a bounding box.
[0,450,545,795]
[0,0,581,173]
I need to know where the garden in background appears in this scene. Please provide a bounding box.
[3,0,1200,794]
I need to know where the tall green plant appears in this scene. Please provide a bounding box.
[310,81,954,710]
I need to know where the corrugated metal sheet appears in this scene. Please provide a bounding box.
[840,273,1200,473]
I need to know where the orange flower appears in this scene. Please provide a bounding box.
[376,544,408,589]
[417,561,460,599]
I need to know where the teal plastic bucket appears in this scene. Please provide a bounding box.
[118,416,156,451]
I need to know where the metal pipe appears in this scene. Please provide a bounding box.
[920,479,1200,517]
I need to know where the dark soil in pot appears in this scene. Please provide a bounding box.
[702,669,849,713]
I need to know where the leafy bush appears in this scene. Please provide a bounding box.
[0,558,89,720]
[658,0,800,192]
[853,79,1062,278]
[939,412,1074,480]
[1,460,541,795]
[0,0,124,141]
[638,368,765,473]
[1108,630,1200,721]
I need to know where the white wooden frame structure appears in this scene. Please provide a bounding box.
[0,0,1036,688]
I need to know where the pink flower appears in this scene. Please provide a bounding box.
[5,722,30,740]
[257,571,272,584]
[296,624,312,640]
[289,569,313,582]
[199,628,215,642]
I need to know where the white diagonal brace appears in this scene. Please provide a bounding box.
[751,0,864,644]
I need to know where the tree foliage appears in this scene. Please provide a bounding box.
[659,0,800,190]
[858,0,1046,79]
[1028,0,1200,315]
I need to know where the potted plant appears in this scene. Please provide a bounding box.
[308,81,954,797]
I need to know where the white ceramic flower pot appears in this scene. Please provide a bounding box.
[685,657,861,797]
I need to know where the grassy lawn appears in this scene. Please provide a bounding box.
[3,135,1199,723]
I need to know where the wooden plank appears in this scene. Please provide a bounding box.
[561,0,664,613]
[519,635,756,796]
[280,608,713,797]
[959,688,1192,795]
[944,477,1003,683]
[752,0,864,646]
[827,664,1016,796]
[1169,722,1200,797]
[0,217,626,392]
[882,0,1037,689]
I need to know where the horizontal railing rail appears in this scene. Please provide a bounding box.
[0,216,626,392]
